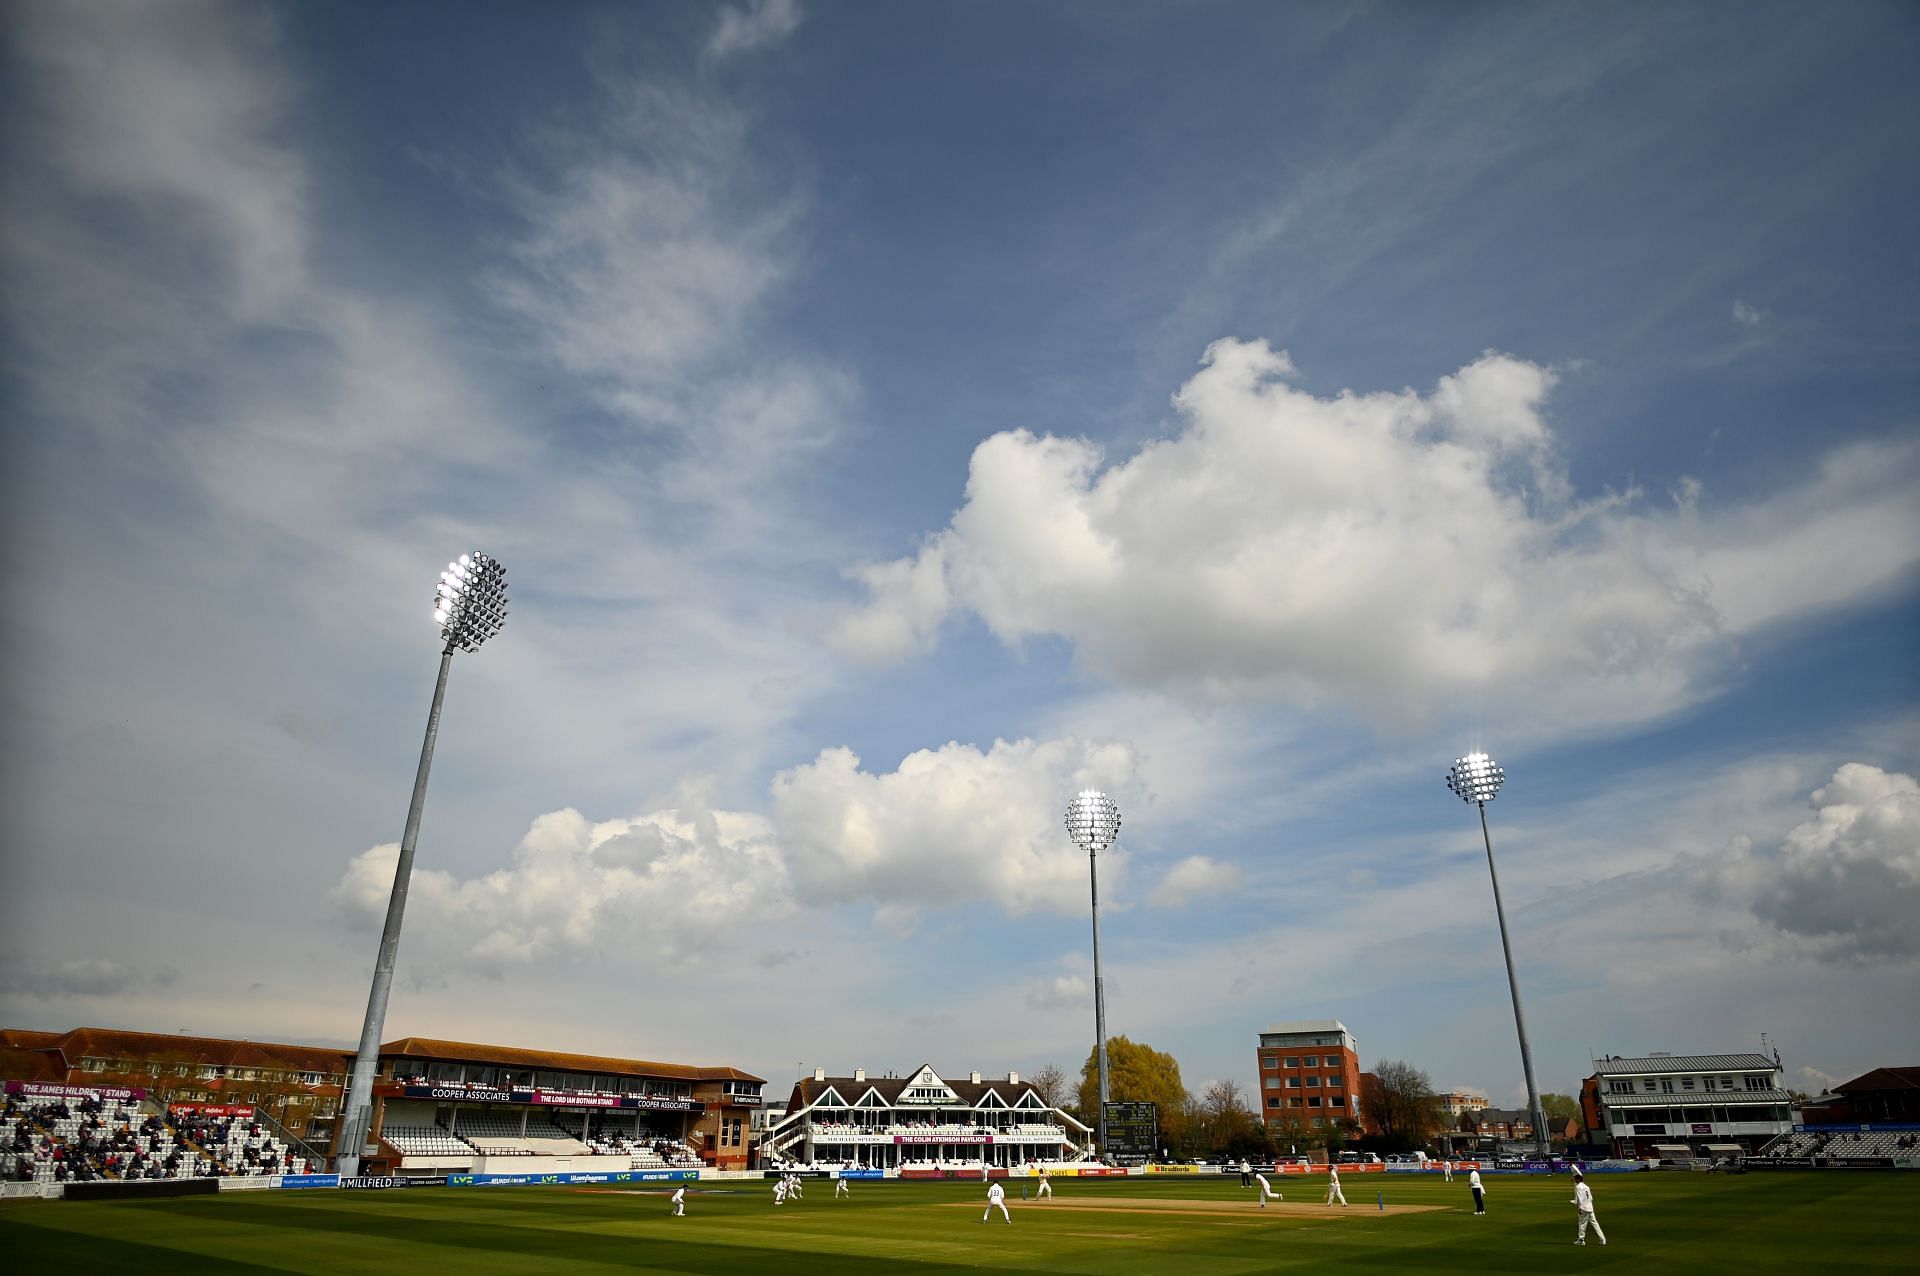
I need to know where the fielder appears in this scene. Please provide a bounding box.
[1036,1167,1053,1200]
[835,1175,850,1198]
[1255,1171,1281,1207]
[1325,1164,1347,1207]
[773,1177,787,1206]
[982,1179,1011,1224]
[1441,1158,1453,1182]
[1572,1170,1607,1246]
[1469,1167,1486,1215]
[670,1186,686,1216]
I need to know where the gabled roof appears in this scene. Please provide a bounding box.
[1590,1053,1775,1075]
[779,1066,1077,1123]
[380,1037,763,1084]
[1835,1066,1920,1094]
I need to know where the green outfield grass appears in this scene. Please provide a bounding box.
[3,1172,1915,1274]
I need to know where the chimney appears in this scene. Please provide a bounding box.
[854,1068,866,1083]
[813,1067,826,1082]
[1008,1071,1019,1085]
[970,1071,981,1084]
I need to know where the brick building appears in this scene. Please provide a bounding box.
[1256,1020,1361,1135]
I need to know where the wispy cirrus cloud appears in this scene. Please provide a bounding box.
[706,0,803,62]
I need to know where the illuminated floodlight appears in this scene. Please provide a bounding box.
[1446,752,1505,805]
[1065,789,1121,1161]
[1444,749,1548,1158]
[432,550,509,653]
[1065,789,1121,853]
[337,551,510,1177]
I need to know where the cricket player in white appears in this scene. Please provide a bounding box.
[1325,1164,1348,1206]
[1469,1167,1486,1214]
[1036,1167,1053,1200]
[670,1186,686,1216]
[1572,1171,1606,1245]
[773,1178,787,1205]
[1441,1158,1453,1182]
[835,1175,850,1198]
[982,1179,1011,1224]
[1255,1172,1281,1207]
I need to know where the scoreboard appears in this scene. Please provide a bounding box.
[1102,1101,1158,1159]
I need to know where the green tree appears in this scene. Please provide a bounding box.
[1539,1093,1579,1121]
[1077,1036,1187,1154]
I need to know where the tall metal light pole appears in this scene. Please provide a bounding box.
[335,551,509,1177]
[1065,789,1120,1162]
[1446,751,1550,1160]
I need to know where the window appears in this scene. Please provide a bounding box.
[1660,1079,1673,1094]
[1681,1078,1695,1091]
[1286,1077,1301,1089]
[1312,1117,1325,1128]
[1643,1080,1657,1092]
[1283,1057,1299,1068]
[1264,1076,1280,1090]
[1267,1097,1281,1109]
[1288,1098,1303,1108]
[1262,1057,1278,1070]
[1302,1056,1320,1067]
[1306,1077,1321,1088]
[1308,1097,1322,1108]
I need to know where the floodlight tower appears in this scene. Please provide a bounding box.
[1446,751,1550,1160]
[336,552,508,1177]
[1065,789,1121,1160]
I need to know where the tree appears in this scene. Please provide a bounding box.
[1077,1036,1188,1153]
[1362,1060,1442,1151]
[1028,1064,1071,1111]
[1199,1079,1260,1157]
[1539,1093,1579,1122]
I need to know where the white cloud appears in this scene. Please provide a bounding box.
[1026,974,1090,1011]
[333,787,795,970]
[772,737,1142,914]
[1149,855,1244,908]
[331,735,1143,967]
[836,339,1920,731]
[1732,299,1766,326]
[1694,763,1920,963]
[706,0,803,61]
[488,76,850,531]
[10,0,307,315]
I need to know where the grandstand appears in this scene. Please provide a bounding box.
[1759,1127,1920,1160]
[5,1085,319,1185]
[2,1026,763,1175]
[761,1065,1091,1171]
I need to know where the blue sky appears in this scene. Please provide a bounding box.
[2,0,1916,1110]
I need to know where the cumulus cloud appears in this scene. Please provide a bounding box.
[773,737,1142,914]
[1026,974,1090,1011]
[706,0,803,61]
[333,790,795,970]
[1732,299,1766,327]
[835,339,1920,729]
[1149,855,1244,908]
[333,736,1141,967]
[1694,763,1920,963]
